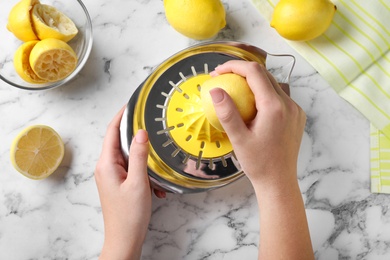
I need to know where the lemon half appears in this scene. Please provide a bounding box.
[7,0,40,42]
[14,41,47,84]
[29,38,78,82]
[10,125,65,180]
[200,73,256,132]
[31,4,78,42]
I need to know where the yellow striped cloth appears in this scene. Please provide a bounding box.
[251,0,390,193]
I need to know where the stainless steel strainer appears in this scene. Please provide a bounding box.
[119,41,295,193]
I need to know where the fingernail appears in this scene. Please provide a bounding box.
[210,71,218,77]
[210,88,224,104]
[135,130,148,143]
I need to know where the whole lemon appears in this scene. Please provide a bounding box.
[164,0,226,40]
[200,73,256,132]
[270,0,337,41]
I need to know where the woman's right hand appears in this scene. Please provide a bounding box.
[209,60,313,260]
[209,60,306,192]
[210,61,314,260]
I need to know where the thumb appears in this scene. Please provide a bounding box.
[125,129,150,185]
[210,88,249,145]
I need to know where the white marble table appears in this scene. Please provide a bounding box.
[0,0,386,259]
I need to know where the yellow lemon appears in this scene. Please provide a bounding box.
[200,73,256,132]
[10,125,65,180]
[7,0,40,42]
[164,0,226,40]
[29,38,78,82]
[31,4,78,42]
[270,0,337,41]
[13,41,47,84]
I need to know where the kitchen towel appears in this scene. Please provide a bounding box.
[251,0,390,193]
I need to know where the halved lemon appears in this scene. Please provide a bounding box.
[14,41,47,84]
[7,0,40,42]
[200,73,256,132]
[29,38,78,82]
[31,4,78,42]
[10,125,65,180]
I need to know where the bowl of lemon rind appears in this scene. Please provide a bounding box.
[0,0,93,90]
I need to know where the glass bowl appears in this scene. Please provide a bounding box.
[0,0,93,90]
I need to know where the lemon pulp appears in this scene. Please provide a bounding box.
[29,38,78,82]
[7,0,40,42]
[10,125,65,180]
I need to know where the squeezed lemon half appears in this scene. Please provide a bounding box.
[31,4,78,42]
[7,0,40,42]
[29,38,78,82]
[10,125,65,180]
[14,40,47,84]
[7,0,78,42]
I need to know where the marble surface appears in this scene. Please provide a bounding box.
[0,0,387,259]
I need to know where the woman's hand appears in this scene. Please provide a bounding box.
[210,60,313,260]
[95,107,165,260]
[210,60,306,193]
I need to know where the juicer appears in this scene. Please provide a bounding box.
[119,41,295,193]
